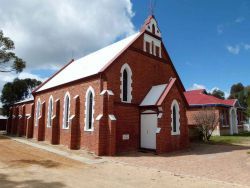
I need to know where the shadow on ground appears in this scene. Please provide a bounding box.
[0,173,65,188]
[9,159,61,168]
[114,142,250,158]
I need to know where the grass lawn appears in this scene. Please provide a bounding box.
[210,132,250,145]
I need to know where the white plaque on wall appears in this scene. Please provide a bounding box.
[122,134,129,140]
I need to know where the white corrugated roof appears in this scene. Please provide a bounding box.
[14,96,34,105]
[0,115,7,119]
[140,84,167,106]
[37,32,141,92]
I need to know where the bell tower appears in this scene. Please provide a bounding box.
[141,15,162,58]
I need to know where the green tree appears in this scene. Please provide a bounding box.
[0,78,41,115]
[229,83,246,107]
[210,89,225,99]
[0,30,26,73]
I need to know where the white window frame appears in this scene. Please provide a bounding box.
[47,95,53,128]
[84,86,95,131]
[62,92,70,129]
[171,99,180,135]
[35,98,41,127]
[143,33,162,57]
[120,63,132,103]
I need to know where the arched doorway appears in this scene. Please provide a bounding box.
[230,108,238,135]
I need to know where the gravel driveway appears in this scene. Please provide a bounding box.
[108,143,250,187]
[0,135,249,188]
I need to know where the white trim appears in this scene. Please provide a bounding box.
[229,107,238,135]
[100,90,114,96]
[143,33,162,57]
[69,114,75,120]
[109,114,117,121]
[157,113,163,119]
[62,92,70,129]
[145,18,162,37]
[96,114,103,121]
[47,95,53,128]
[35,98,41,127]
[141,110,157,114]
[120,63,132,103]
[171,99,180,135]
[84,86,95,131]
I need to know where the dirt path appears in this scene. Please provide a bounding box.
[0,136,248,188]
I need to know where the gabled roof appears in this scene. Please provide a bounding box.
[184,89,239,108]
[140,78,177,107]
[35,32,141,92]
[140,84,167,106]
[33,15,186,94]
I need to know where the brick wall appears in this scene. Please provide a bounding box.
[157,83,189,153]
[34,78,103,154]
[30,32,189,155]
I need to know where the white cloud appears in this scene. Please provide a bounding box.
[226,45,240,55]
[188,83,206,90]
[235,17,245,23]
[0,0,136,102]
[217,25,224,34]
[244,44,250,50]
[188,83,229,98]
[224,91,230,99]
[0,0,135,70]
[226,43,250,55]
[0,72,47,101]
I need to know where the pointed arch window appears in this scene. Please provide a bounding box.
[152,24,156,35]
[85,87,95,131]
[120,64,132,103]
[122,69,128,101]
[47,96,53,127]
[63,93,70,129]
[35,98,41,126]
[171,100,180,135]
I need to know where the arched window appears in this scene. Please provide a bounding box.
[152,24,155,35]
[63,93,70,129]
[173,106,177,132]
[35,98,41,126]
[171,100,180,135]
[122,69,128,101]
[85,87,95,131]
[47,96,53,127]
[120,64,132,103]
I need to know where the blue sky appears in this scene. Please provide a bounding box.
[131,0,250,95]
[1,0,250,99]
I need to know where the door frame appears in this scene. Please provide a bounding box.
[140,110,158,150]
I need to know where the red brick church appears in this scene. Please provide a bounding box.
[7,15,189,156]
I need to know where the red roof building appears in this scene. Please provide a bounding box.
[185,89,245,137]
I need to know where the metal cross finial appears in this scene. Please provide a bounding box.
[149,0,156,16]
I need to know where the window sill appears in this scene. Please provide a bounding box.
[84,129,94,132]
[62,127,70,130]
[171,132,180,136]
[121,100,131,103]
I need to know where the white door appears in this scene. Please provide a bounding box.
[140,114,157,149]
